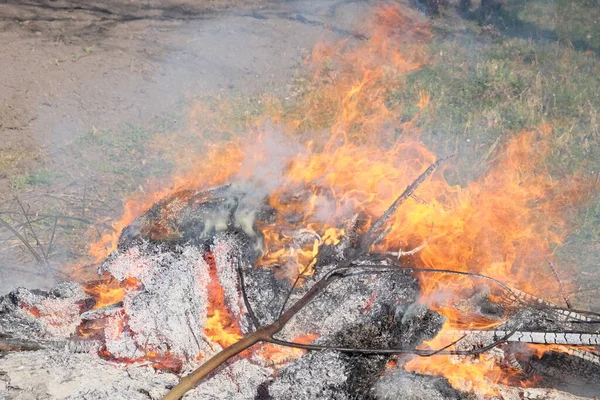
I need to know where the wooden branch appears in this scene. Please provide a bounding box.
[0,337,45,352]
[445,329,600,347]
[162,330,264,400]
[359,154,454,253]
[0,337,100,354]
[236,258,260,329]
[163,268,346,400]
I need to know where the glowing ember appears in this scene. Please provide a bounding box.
[83,276,139,309]
[203,251,243,348]
[258,333,319,366]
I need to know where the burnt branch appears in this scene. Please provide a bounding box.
[0,337,45,352]
[359,154,455,253]
[237,258,260,329]
[265,329,518,356]
[382,235,431,258]
[277,253,317,319]
[548,261,572,309]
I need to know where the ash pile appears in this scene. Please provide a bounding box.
[1,185,599,400]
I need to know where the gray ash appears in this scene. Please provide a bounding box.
[2,186,598,399]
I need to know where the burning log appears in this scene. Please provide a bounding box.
[448,330,600,347]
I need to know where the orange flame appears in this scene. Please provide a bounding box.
[403,124,591,395]
[79,3,596,394]
[83,276,139,309]
[203,251,243,348]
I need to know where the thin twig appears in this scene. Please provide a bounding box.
[382,236,431,258]
[237,258,260,329]
[264,336,463,356]
[15,197,48,264]
[0,266,48,277]
[82,184,87,218]
[186,310,204,354]
[47,217,59,257]
[12,216,51,230]
[357,262,528,310]
[410,193,428,204]
[277,254,317,319]
[266,327,518,356]
[0,212,95,226]
[548,261,572,309]
[0,216,45,268]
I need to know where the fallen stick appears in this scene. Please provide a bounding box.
[0,337,100,353]
[445,329,600,347]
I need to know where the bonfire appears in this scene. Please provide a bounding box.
[1,4,599,400]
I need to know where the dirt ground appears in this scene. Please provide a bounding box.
[0,0,373,292]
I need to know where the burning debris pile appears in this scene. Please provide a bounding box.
[2,3,599,400]
[1,161,599,400]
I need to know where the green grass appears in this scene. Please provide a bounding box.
[77,123,148,152]
[72,46,94,61]
[387,19,599,175]
[394,0,600,300]
[71,119,180,198]
[507,0,600,50]
[9,170,56,190]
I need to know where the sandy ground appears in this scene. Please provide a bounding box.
[0,0,373,292]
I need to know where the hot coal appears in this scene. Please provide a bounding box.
[0,282,87,341]
[511,344,600,398]
[118,185,271,255]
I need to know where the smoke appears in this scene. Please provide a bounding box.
[230,125,304,235]
[186,126,305,248]
[0,0,356,293]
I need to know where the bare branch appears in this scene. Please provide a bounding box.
[82,184,87,218]
[277,253,317,319]
[47,216,59,257]
[0,337,45,352]
[266,327,518,357]
[359,154,454,253]
[15,196,48,265]
[0,216,45,270]
[237,258,260,329]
